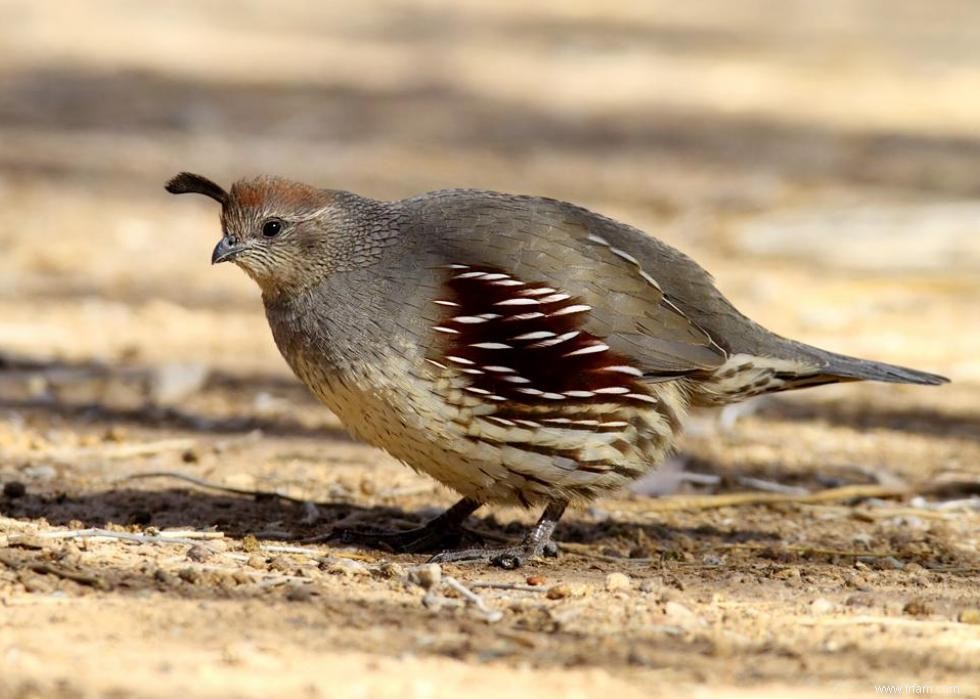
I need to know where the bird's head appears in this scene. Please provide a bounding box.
[166,172,360,298]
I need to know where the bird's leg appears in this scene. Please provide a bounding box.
[429,499,568,569]
[329,497,481,554]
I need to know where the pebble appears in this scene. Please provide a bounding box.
[323,558,369,576]
[810,598,837,615]
[903,598,934,617]
[958,609,980,625]
[285,584,313,602]
[546,584,571,600]
[605,572,631,592]
[407,563,442,590]
[186,545,212,562]
[375,562,405,579]
[2,481,26,498]
[664,601,703,626]
[150,362,209,404]
[177,568,201,584]
[246,555,266,569]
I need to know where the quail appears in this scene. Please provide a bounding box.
[166,172,948,568]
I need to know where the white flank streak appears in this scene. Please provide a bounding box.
[511,330,554,341]
[516,387,543,396]
[544,418,571,424]
[446,264,469,269]
[564,343,609,357]
[447,355,475,365]
[587,233,609,246]
[609,247,639,265]
[542,392,565,400]
[481,273,510,281]
[639,269,662,290]
[521,287,556,296]
[465,386,491,395]
[603,365,644,376]
[551,304,591,316]
[600,421,629,428]
[482,365,515,373]
[454,271,487,279]
[434,326,459,334]
[461,368,484,375]
[593,386,630,394]
[572,419,600,426]
[488,395,507,401]
[471,342,512,350]
[452,315,488,324]
[506,312,545,321]
[563,390,594,398]
[488,417,516,426]
[529,330,579,348]
[515,419,541,428]
[538,293,571,304]
[433,300,460,307]
[503,376,531,384]
[493,279,524,286]
[495,297,539,306]
[426,359,447,369]
[626,393,659,404]
[478,313,500,320]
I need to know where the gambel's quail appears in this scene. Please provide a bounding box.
[167,172,948,568]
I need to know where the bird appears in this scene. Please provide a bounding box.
[166,172,948,568]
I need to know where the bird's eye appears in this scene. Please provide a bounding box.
[262,219,283,237]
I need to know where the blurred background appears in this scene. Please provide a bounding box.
[1,0,979,381]
[1,3,979,697]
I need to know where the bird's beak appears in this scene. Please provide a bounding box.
[211,236,244,264]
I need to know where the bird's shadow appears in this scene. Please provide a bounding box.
[0,485,779,558]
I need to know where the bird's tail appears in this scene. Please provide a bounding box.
[797,344,948,386]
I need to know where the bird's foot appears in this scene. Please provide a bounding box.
[429,499,567,569]
[428,538,559,569]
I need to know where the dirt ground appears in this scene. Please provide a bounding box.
[1,2,979,697]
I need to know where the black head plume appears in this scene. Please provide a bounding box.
[165,172,229,206]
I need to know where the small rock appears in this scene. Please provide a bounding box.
[177,568,201,584]
[154,569,180,587]
[407,563,442,590]
[878,556,905,571]
[285,584,313,602]
[639,578,662,594]
[23,464,56,481]
[526,575,546,586]
[375,562,405,579]
[605,572,631,592]
[774,567,801,581]
[241,535,262,553]
[246,555,266,569]
[810,598,837,615]
[102,426,128,442]
[323,558,369,576]
[546,584,571,600]
[903,598,934,617]
[2,481,26,498]
[664,601,703,626]
[150,362,209,404]
[957,609,980,625]
[181,449,199,463]
[186,545,212,562]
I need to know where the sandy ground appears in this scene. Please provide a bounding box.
[1,2,978,697]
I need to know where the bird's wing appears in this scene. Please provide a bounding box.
[409,190,730,378]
